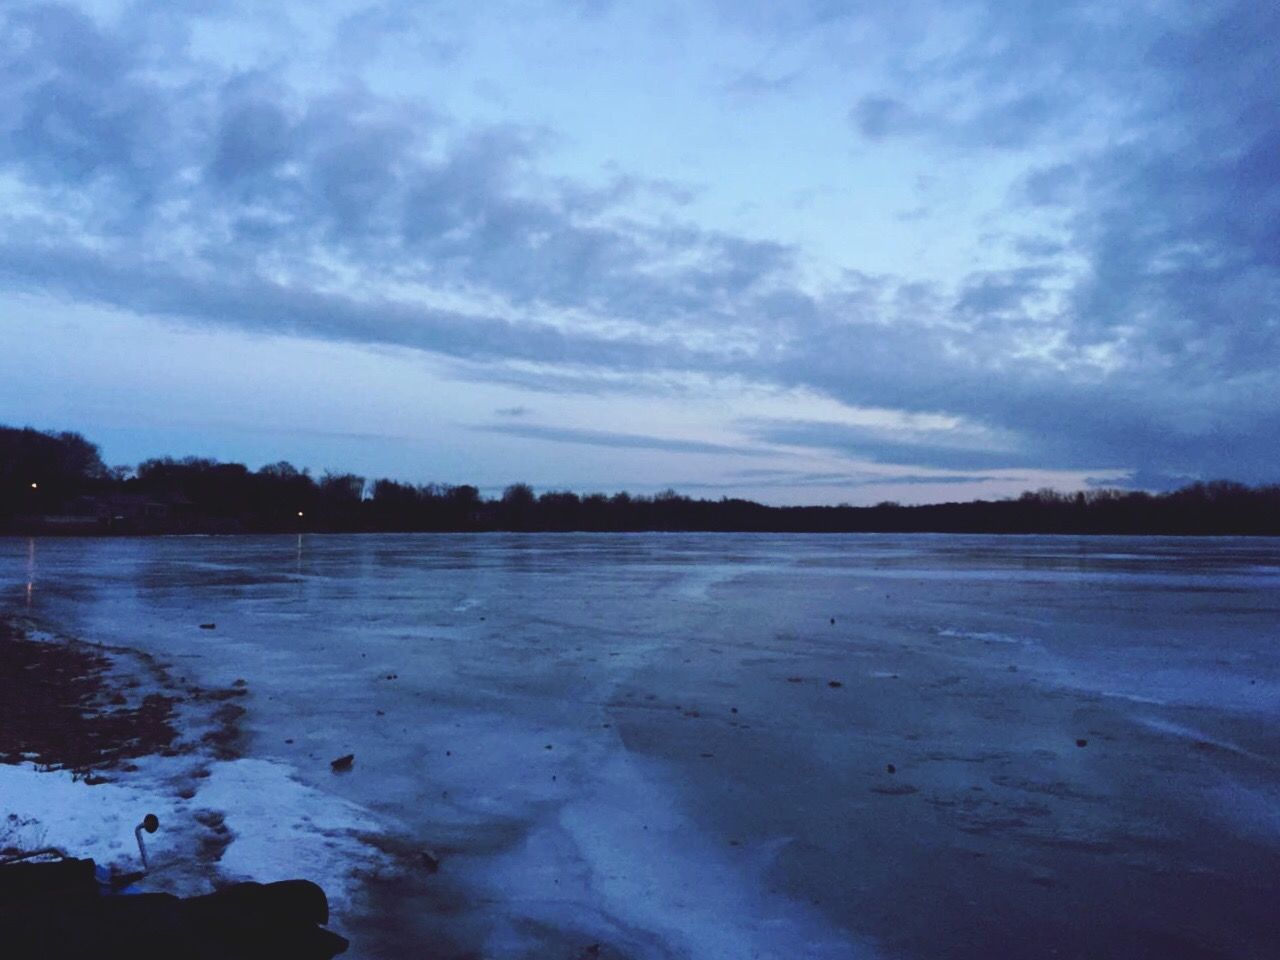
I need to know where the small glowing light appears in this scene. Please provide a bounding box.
[30,482,38,489]
[297,511,304,517]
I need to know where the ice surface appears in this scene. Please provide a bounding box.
[3,533,1280,959]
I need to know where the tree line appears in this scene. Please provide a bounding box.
[2,425,1278,535]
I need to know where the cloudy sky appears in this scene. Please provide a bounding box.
[1,1,1276,504]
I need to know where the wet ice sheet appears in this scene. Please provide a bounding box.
[3,533,1280,959]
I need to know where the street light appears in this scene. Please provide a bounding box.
[297,511,304,518]
[29,482,37,490]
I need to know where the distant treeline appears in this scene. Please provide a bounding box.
[2,425,1278,536]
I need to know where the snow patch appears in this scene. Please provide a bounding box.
[0,762,184,873]
[196,758,394,910]
[1,758,396,917]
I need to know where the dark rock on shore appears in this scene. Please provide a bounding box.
[0,862,348,959]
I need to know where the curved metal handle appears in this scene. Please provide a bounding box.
[134,814,159,872]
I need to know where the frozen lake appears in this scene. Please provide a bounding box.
[4,533,1280,959]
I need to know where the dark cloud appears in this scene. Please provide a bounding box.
[869,473,1004,486]
[1,2,1278,485]
[1016,163,1083,209]
[850,97,916,140]
[0,238,697,371]
[1085,470,1196,494]
[850,91,1060,151]
[674,470,1005,490]
[721,70,801,98]
[821,2,1280,482]
[709,0,866,36]
[746,419,1049,471]
[953,266,1059,321]
[1011,235,1067,259]
[0,4,792,335]
[474,423,766,457]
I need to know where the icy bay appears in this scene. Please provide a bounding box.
[4,533,1279,959]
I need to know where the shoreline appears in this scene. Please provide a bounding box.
[0,611,642,959]
[0,614,403,935]
[6,528,1280,543]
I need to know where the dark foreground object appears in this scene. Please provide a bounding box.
[0,859,348,959]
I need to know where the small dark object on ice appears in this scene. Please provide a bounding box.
[330,754,354,772]
[576,944,602,960]
[830,617,835,625]
[420,850,441,874]
[787,676,804,683]
[199,623,216,630]
[886,763,896,774]
[828,680,843,688]
[1075,738,1088,748]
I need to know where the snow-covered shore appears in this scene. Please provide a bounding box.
[0,617,399,922]
[1,756,395,914]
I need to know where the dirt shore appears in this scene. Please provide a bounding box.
[0,616,246,782]
[0,615,250,869]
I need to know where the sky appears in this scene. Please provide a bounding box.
[1,1,1276,505]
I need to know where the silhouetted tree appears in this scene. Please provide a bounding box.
[0,427,107,514]
[4,424,1279,536]
[500,483,537,530]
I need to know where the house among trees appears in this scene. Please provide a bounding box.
[64,493,192,529]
